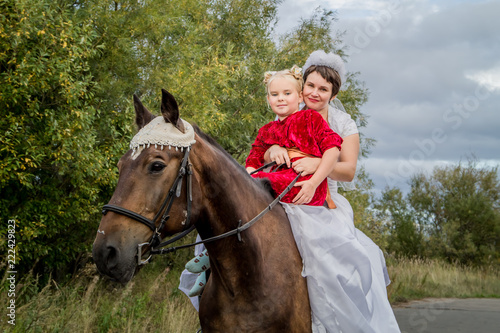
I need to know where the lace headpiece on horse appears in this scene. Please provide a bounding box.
[130,116,196,157]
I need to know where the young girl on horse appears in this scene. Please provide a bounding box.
[245,65,343,207]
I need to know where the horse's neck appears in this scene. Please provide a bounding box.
[191,141,278,288]
[192,142,271,235]
[195,164,270,237]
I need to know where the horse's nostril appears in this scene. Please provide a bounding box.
[106,246,119,268]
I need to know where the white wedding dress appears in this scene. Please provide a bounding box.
[283,105,399,332]
[283,197,399,332]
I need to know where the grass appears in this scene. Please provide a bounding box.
[2,254,499,332]
[1,250,200,333]
[386,255,500,304]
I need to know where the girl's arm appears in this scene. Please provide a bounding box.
[293,147,340,205]
[246,166,257,174]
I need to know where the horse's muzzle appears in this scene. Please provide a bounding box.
[92,238,137,283]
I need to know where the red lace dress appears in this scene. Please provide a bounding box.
[245,109,342,206]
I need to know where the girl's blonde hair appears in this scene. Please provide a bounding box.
[263,65,303,94]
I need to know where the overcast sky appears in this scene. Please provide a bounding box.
[276,0,500,195]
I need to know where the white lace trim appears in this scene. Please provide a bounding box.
[129,116,196,155]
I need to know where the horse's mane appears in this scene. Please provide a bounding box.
[192,124,240,169]
[192,124,276,197]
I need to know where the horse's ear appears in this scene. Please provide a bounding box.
[161,89,185,133]
[134,94,155,129]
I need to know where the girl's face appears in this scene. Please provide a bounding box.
[303,71,334,113]
[267,77,303,120]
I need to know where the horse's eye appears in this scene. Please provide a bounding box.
[150,161,166,173]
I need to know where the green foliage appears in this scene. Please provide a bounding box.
[377,160,500,266]
[0,0,123,275]
[409,160,500,265]
[375,187,425,257]
[79,0,286,162]
[80,1,370,161]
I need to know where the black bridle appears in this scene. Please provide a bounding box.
[101,146,299,266]
[102,146,195,265]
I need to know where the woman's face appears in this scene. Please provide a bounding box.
[302,71,334,112]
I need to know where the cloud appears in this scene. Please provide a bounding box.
[466,66,500,92]
[329,0,401,17]
[276,0,500,194]
[337,0,500,193]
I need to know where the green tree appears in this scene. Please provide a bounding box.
[78,0,283,161]
[409,160,500,265]
[374,187,424,257]
[377,160,500,265]
[81,1,371,160]
[0,0,120,276]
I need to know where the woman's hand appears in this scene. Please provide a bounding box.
[292,180,317,205]
[266,145,291,168]
[292,157,321,176]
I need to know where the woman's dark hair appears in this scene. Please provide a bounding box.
[303,65,342,99]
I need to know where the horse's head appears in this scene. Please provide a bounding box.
[92,89,197,283]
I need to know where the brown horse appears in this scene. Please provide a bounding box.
[92,89,311,332]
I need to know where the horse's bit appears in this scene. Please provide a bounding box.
[101,147,195,265]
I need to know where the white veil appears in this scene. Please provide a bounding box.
[330,97,346,113]
[328,97,356,191]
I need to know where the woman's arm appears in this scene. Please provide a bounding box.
[290,133,359,181]
[330,133,359,182]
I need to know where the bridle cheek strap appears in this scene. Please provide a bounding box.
[101,147,194,265]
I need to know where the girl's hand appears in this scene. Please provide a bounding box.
[267,145,291,168]
[292,157,321,176]
[246,167,256,174]
[292,180,317,205]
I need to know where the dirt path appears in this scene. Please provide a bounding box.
[393,298,500,333]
